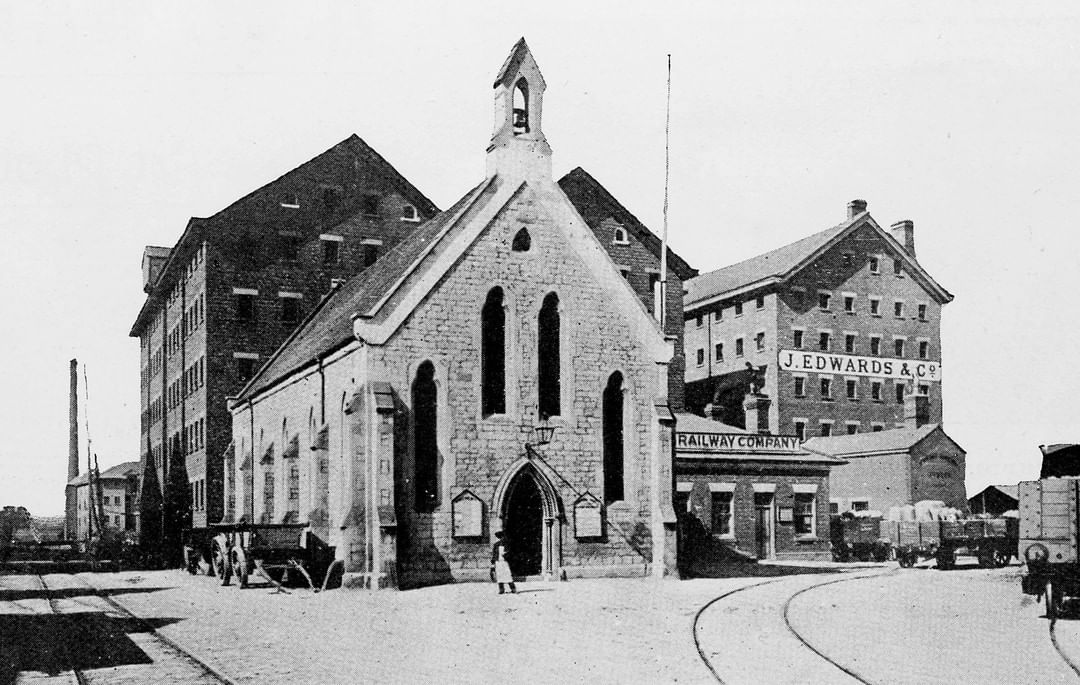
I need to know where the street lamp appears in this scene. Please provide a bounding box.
[532,417,556,447]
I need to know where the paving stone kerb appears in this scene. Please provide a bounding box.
[82,570,759,684]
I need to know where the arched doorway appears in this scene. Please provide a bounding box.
[503,472,544,576]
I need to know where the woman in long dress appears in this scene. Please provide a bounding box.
[491,530,516,594]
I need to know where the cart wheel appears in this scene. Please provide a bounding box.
[232,548,249,589]
[995,550,1011,568]
[898,552,914,568]
[212,542,231,586]
[1046,578,1062,620]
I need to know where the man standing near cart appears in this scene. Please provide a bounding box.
[491,530,516,595]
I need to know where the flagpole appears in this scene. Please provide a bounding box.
[660,54,671,329]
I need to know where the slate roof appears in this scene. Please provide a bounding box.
[67,461,141,487]
[130,134,439,336]
[673,412,748,434]
[235,179,494,401]
[684,221,850,305]
[684,211,953,309]
[801,424,953,457]
[558,167,697,282]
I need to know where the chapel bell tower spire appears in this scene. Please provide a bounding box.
[487,37,552,181]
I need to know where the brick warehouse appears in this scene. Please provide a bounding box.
[129,135,438,550]
[683,199,953,440]
[226,39,686,588]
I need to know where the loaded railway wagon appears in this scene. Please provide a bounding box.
[1019,477,1079,619]
[829,514,1017,567]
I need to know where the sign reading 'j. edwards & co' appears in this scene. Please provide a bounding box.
[675,432,802,453]
[778,350,942,382]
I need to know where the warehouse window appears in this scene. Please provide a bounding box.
[820,377,832,399]
[843,295,855,313]
[818,292,831,311]
[696,313,703,328]
[756,295,765,310]
[893,260,903,277]
[281,298,300,324]
[794,420,807,441]
[896,383,906,404]
[852,500,869,512]
[612,226,628,244]
[870,336,881,356]
[793,376,805,397]
[413,361,439,512]
[794,493,815,536]
[894,338,905,357]
[280,234,300,263]
[918,304,928,321]
[846,422,859,435]
[919,341,930,359]
[871,381,882,401]
[755,331,765,351]
[735,338,744,357]
[819,421,833,437]
[363,243,379,268]
[818,332,831,352]
[793,329,804,349]
[871,423,885,432]
[734,301,743,316]
[715,343,724,362]
[894,301,904,318]
[711,492,733,536]
[696,348,705,366]
[322,239,339,266]
[237,294,255,323]
[481,287,506,416]
[603,372,624,504]
[846,379,857,400]
[845,334,856,353]
[869,256,880,274]
[869,297,881,316]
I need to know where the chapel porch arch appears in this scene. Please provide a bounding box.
[491,457,565,580]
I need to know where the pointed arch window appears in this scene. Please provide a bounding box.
[512,228,531,252]
[481,287,506,415]
[538,293,561,418]
[513,78,530,133]
[603,372,625,503]
[413,361,439,512]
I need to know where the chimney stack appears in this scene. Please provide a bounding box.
[69,359,79,481]
[743,392,772,435]
[904,392,930,429]
[847,199,867,220]
[890,220,915,257]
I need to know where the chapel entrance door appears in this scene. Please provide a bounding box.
[504,473,544,577]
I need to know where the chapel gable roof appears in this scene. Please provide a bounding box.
[684,211,953,310]
[558,167,697,281]
[234,179,492,401]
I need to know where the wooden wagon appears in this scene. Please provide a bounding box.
[207,522,334,590]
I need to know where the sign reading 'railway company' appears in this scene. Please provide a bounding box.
[675,432,802,453]
[778,350,942,382]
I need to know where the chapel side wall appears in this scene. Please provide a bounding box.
[371,190,664,586]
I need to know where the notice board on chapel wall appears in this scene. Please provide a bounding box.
[452,490,484,538]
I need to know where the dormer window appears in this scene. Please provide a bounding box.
[612,226,629,245]
[401,204,419,222]
[513,78,529,134]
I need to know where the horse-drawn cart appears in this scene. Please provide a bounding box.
[206,522,335,590]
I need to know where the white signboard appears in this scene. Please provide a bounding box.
[676,432,802,453]
[778,349,941,383]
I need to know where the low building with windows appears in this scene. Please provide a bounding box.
[801,397,967,513]
[674,413,842,563]
[226,40,680,588]
[67,461,140,541]
[683,199,953,441]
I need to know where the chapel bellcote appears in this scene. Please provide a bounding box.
[487,37,552,181]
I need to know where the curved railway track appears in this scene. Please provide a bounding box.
[1049,618,1080,679]
[693,570,892,684]
[35,573,235,685]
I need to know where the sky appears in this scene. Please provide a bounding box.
[2,1,1078,515]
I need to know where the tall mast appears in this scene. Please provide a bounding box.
[659,54,671,329]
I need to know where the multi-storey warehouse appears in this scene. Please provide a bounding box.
[129,136,438,549]
[683,200,953,440]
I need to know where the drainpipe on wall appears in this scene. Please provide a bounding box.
[248,399,255,524]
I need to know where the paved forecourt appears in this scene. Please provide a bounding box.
[77,570,766,684]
